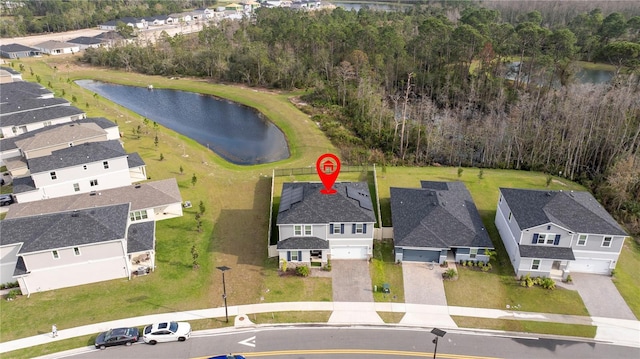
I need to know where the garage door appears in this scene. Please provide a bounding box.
[568,259,611,274]
[331,246,368,259]
[402,249,440,263]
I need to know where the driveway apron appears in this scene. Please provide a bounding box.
[402,262,448,305]
[571,273,636,320]
[331,260,374,302]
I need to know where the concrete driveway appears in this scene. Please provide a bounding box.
[402,262,448,305]
[570,273,636,320]
[331,260,374,302]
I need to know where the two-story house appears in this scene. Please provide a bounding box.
[1,178,183,294]
[391,181,494,264]
[12,140,146,203]
[2,118,119,176]
[276,182,376,266]
[495,188,628,278]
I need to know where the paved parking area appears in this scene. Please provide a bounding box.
[331,260,374,302]
[402,262,448,305]
[571,273,636,320]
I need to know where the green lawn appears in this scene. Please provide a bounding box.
[262,258,333,303]
[613,240,640,319]
[451,316,597,338]
[370,239,404,303]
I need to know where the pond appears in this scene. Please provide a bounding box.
[506,62,614,85]
[76,80,290,165]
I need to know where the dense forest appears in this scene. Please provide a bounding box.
[33,2,640,236]
[0,0,218,36]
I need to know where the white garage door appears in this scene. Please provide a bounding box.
[569,259,611,274]
[331,246,368,259]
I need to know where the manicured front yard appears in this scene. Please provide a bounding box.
[262,258,332,303]
[444,267,589,316]
[370,240,404,303]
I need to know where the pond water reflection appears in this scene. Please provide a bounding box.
[76,80,289,165]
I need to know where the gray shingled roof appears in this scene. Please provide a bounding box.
[276,236,329,250]
[127,152,145,168]
[6,178,182,218]
[519,245,575,260]
[28,140,125,173]
[67,36,102,45]
[0,204,129,254]
[276,182,376,224]
[0,66,21,75]
[0,97,70,117]
[11,176,36,194]
[127,221,155,253]
[0,117,114,152]
[391,181,494,249]
[500,188,627,236]
[1,105,84,127]
[0,43,39,53]
[15,122,106,152]
[0,81,52,102]
[34,40,77,50]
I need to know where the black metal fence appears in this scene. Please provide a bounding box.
[273,165,370,177]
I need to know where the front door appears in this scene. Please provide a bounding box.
[552,260,561,270]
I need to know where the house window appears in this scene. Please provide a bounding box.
[290,251,298,261]
[577,235,587,246]
[43,121,52,126]
[531,259,540,270]
[73,183,80,192]
[103,161,109,169]
[50,171,57,180]
[90,179,98,186]
[355,223,364,234]
[547,225,551,230]
[602,237,612,247]
[12,127,17,134]
[83,165,87,170]
[294,225,311,236]
[130,210,148,222]
[52,250,59,259]
[74,247,80,256]
[508,211,512,221]
[470,248,477,259]
[333,224,341,234]
[536,234,555,245]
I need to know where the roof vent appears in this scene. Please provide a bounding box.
[545,192,551,196]
[71,210,80,217]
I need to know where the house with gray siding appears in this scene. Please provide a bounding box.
[0,43,41,59]
[276,182,376,266]
[495,188,628,278]
[0,177,183,295]
[391,181,494,264]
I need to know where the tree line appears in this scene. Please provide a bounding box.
[0,0,218,37]
[78,4,640,234]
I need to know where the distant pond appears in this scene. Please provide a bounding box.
[75,80,290,165]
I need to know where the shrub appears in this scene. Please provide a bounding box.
[296,265,310,277]
[564,274,573,283]
[540,277,556,290]
[520,274,534,288]
[6,289,20,301]
[322,260,332,271]
[610,269,617,277]
[279,259,288,273]
[481,263,491,272]
[466,261,473,267]
[461,260,466,266]
[443,268,458,279]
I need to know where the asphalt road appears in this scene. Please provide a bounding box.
[59,326,640,359]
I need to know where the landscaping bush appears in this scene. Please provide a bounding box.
[564,274,573,283]
[5,289,20,301]
[443,268,458,280]
[520,274,555,290]
[322,260,332,272]
[296,265,310,277]
[520,274,534,288]
[481,263,492,272]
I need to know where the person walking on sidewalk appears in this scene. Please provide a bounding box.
[52,324,58,338]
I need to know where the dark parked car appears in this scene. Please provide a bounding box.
[94,327,140,350]
[0,194,13,206]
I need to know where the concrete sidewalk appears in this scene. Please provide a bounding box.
[2,302,639,354]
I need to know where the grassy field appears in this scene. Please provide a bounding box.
[1,56,638,356]
[370,240,404,303]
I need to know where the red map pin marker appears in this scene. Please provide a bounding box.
[316,153,341,194]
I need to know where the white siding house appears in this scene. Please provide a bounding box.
[495,188,628,278]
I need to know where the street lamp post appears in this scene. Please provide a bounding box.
[216,266,231,323]
[431,328,446,359]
